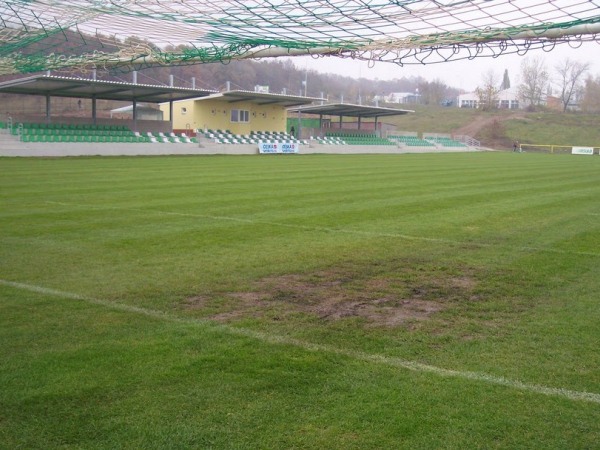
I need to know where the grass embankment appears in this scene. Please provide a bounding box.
[387,105,600,150]
[1,154,599,448]
[503,113,600,147]
[386,104,480,135]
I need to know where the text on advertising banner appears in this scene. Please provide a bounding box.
[258,142,299,154]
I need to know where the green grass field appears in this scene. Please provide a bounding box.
[1,153,599,449]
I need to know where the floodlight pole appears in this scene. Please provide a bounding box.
[297,66,308,145]
[303,69,307,97]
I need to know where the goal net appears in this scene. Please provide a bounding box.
[1,0,599,75]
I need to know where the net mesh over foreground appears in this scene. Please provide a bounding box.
[1,0,599,75]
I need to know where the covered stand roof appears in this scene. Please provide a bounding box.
[288,103,413,119]
[194,90,319,108]
[0,75,217,103]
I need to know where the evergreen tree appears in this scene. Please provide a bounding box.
[501,69,511,90]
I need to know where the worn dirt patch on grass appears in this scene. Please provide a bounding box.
[186,262,482,327]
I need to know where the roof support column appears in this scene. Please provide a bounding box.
[319,113,323,137]
[92,69,97,127]
[132,98,137,132]
[169,100,174,131]
[339,115,342,131]
[45,93,51,124]
[358,115,361,130]
[92,95,97,126]
[374,116,379,136]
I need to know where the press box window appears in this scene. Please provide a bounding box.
[231,109,250,123]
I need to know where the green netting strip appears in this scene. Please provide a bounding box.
[0,0,599,75]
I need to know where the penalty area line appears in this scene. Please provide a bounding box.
[2,278,600,406]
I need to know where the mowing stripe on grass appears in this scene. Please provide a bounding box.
[2,278,600,406]
[46,201,600,258]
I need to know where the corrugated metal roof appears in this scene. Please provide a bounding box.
[0,75,217,103]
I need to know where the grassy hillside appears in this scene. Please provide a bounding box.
[503,113,600,147]
[386,104,480,134]
[386,106,600,150]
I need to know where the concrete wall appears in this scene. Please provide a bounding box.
[0,139,480,157]
[1,129,479,157]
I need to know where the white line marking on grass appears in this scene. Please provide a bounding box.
[2,278,600,405]
[45,201,600,258]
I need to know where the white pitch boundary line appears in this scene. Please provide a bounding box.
[2,278,600,405]
[45,201,600,258]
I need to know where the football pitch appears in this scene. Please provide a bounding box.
[1,152,599,448]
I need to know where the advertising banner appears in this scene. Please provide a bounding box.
[258,142,299,154]
[571,146,594,155]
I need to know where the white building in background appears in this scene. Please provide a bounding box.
[457,87,520,109]
[385,92,421,104]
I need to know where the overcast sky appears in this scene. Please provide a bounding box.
[288,41,599,93]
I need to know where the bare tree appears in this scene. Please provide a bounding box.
[554,58,590,112]
[580,75,600,113]
[475,69,500,111]
[418,79,450,105]
[518,56,549,110]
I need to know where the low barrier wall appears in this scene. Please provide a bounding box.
[0,136,479,157]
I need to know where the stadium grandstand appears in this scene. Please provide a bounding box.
[1,74,471,156]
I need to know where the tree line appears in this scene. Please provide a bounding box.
[476,56,598,113]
